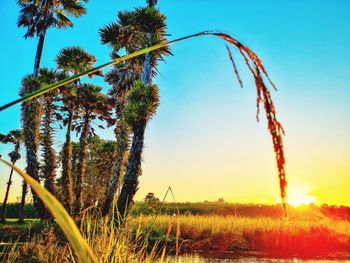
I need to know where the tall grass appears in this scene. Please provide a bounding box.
[133,215,350,254]
[1,212,161,262]
[0,157,96,262]
[2,213,349,261]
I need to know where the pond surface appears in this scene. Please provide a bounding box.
[161,252,350,262]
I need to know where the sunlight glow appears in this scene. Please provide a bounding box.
[287,194,316,207]
[275,185,317,207]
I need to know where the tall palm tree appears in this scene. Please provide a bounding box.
[17,0,88,76]
[118,3,169,218]
[56,47,98,214]
[99,2,170,217]
[116,81,159,217]
[16,0,87,220]
[19,75,45,220]
[72,84,111,216]
[37,69,66,206]
[101,64,137,216]
[0,130,23,222]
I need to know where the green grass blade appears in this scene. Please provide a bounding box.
[0,157,96,263]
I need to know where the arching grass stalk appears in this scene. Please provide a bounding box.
[0,30,287,216]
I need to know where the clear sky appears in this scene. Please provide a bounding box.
[0,0,349,205]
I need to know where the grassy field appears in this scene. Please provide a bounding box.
[131,215,350,256]
[1,206,350,261]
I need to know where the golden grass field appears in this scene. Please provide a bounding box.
[131,215,350,255]
[1,213,350,262]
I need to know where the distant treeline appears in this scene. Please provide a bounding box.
[0,204,37,218]
[133,201,350,221]
[2,202,349,221]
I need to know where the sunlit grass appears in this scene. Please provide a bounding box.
[132,215,350,253]
[0,158,96,262]
[2,213,350,261]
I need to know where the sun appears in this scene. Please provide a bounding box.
[276,185,317,207]
[287,194,316,207]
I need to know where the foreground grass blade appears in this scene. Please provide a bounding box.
[0,157,96,263]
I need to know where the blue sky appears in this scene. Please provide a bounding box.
[0,1,349,204]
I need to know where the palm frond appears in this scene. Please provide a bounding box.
[99,22,122,49]
[56,11,73,28]
[60,0,87,17]
[56,46,96,74]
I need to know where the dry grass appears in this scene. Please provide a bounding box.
[2,214,350,261]
[132,215,350,254]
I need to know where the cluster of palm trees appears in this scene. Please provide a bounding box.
[1,0,288,222]
[0,0,169,222]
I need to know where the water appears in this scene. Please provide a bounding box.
[161,252,350,262]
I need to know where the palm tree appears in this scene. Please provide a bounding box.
[72,84,111,216]
[16,0,87,220]
[99,2,170,217]
[118,3,169,219]
[56,47,98,214]
[19,75,45,220]
[17,0,88,76]
[101,64,137,216]
[116,81,159,217]
[37,68,66,205]
[0,130,23,222]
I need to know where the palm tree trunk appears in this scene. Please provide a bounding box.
[18,180,27,223]
[141,50,151,85]
[1,164,15,222]
[61,106,74,214]
[74,114,90,216]
[34,32,46,77]
[102,121,129,216]
[22,100,45,219]
[41,97,57,220]
[27,146,45,219]
[117,122,146,219]
[42,97,56,195]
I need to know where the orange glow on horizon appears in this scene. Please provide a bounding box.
[282,185,317,207]
[287,194,316,207]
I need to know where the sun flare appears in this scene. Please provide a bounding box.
[287,194,316,207]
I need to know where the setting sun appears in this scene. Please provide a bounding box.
[287,194,316,207]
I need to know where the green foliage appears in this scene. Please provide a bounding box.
[99,6,170,78]
[0,129,23,163]
[84,136,117,207]
[122,81,159,129]
[57,136,117,210]
[0,204,38,219]
[17,0,88,38]
[143,193,160,212]
[56,46,97,74]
